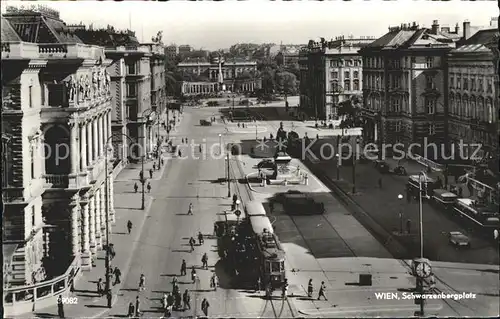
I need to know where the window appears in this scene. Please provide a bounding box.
[411,57,416,64]
[426,57,433,68]
[487,78,493,92]
[478,78,483,91]
[30,145,35,179]
[463,78,468,90]
[395,121,402,132]
[332,71,338,79]
[344,71,350,79]
[347,60,353,66]
[1,137,12,187]
[344,80,350,91]
[428,123,435,135]
[392,98,400,112]
[426,99,436,114]
[353,80,360,91]
[393,59,400,68]
[127,62,137,75]
[471,77,476,91]
[450,76,455,89]
[330,60,336,68]
[353,71,359,79]
[457,76,461,89]
[404,57,408,68]
[32,206,35,227]
[126,83,137,97]
[29,85,33,108]
[332,80,339,92]
[48,84,68,107]
[426,75,435,89]
[354,60,360,66]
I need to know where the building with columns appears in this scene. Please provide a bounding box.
[2,7,115,311]
[299,36,373,120]
[178,59,261,95]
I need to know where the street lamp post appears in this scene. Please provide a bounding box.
[227,148,231,198]
[418,171,426,258]
[218,134,222,155]
[352,136,360,194]
[398,194,403,234]
[335,153,340,180]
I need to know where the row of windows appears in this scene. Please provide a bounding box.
[331,71,359,79]
[365,96,438,115]
[450,75,493,93]
[330,80,360,92]
[449,94,494,122]
[329,59,362,67]
[364,56,434,69]
[449,123,492,145]
[392,122,436,135]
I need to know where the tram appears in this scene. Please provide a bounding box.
[245,200,267,217]
[248,215,286,289]
[452,198,499,228]
[406,175,438,199]
[430,189,458,212]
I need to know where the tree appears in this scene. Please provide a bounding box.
[260,67,276,93]
[152,31,163,45]
[275,71,297,96]
[236,70,252,80]
[338,96,363,128]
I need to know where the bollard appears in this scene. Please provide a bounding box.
[304,175,309,185]
[284,179,288,186]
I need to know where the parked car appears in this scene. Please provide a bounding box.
[200,119,212,126]
[448,231,471,248]
[256,159,275,170]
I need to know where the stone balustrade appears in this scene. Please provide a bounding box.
[44,174,69,188]
[2,42,104,61]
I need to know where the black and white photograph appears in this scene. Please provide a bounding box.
[1,0,499,318]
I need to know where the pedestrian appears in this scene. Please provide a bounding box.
[188,203,193,215]
[57,295,65,318]
[138,274,145,291]
[135,296,141,317]
[134,182,138,193]
[174,291,181,310]
[256,277,262,292]
[106,289,112,308]
[147,182,151,193]
[210,273,218,291]
[172,275,178,287]
[318,281,327,300]
[183,289,191,310]
[109,243,116,260]
[113,267,121,285]
[191,267,197,283]
[406,219,411,234]
[161,158,164,166]
[378,177,383,189]
[97,277,104,296]
[232,193,238,205]
[127,220,133,234]
[149,168,153,179]
[282,278,289,299]
[201,298,210,316]
[189,237,195,252]
[152,163,156,171]
[202,253,208,269]
[180,259,187,276]
[127,301,135,318]
[198,231,204,245]
[213,223,218,236]
[307,279,313,298]
[139,170,144,181]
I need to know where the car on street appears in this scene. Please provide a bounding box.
[256,159,275,170]
[200,119,212,126]
[448,231,471,248]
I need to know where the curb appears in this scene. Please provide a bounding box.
[297,303,443,316]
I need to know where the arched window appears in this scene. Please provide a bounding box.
[486,98,493,123]
[44,125,70,175]
[470,96,476,119]
[353,71,359,79]
[449,93,455,115]
[456,95,462,117]
[462,95,468,118]
[477,97,485,121]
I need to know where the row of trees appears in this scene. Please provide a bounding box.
[337,95,364,128]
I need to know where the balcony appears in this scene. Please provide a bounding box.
[2,187,24,202]
[2,42,104,61]
[44,175,69,188]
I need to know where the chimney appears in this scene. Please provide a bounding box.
[431,20,439,34]
[463,20,471,40]
[455,23,460,34]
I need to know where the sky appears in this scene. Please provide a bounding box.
[1,0,496,50]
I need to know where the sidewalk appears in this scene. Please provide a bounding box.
[31,156,169,318]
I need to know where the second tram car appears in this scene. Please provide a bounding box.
[245,200,267,217]
[453,198,500,228]
[248,215,286,289]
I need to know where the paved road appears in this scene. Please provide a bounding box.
[105,107,293,318]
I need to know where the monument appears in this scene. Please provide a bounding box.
[273,151,293,181]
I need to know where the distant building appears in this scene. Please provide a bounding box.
[299,36,374,120]
[165,44,178,58]
[178,59,260,95]
[359,20,461,160]
[178,44,192,55]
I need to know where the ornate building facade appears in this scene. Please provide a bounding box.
[299,37,373,120]
[2,7,115,312]
[359,21,460,158]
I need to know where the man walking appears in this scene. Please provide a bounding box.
[97,278,104,296]
[180,259,187,276]
[307,279,313,298]
[189,237,196,252]
[127,220,133,234]
[201,298,210,316]
[183,289,191,310]
[147,182,151,193]
[149,168,153,179]
[202,253,208,269]
[318,281,327,300]
[113,267,121,285]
